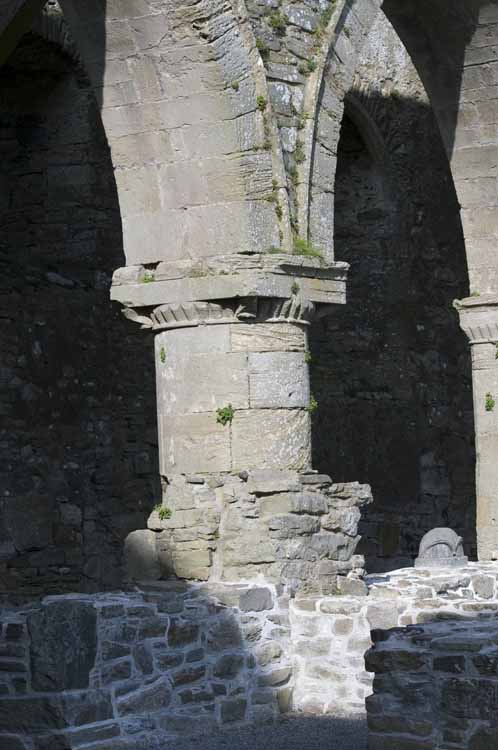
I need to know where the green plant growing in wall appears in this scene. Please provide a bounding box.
[315,0,336,37]
[257,95,267,112]
[231,80,239,91]
[141,271,155,283]
[294,139,306,164]
[159,347,167,364]
[291,281,300,295]
[154,504,172,521]
[305,351,313,364]
[486,393,496,412]
[495,343,498,360]
[308,394,318,414]
[217,404,234,426]
[268,10,288,34]
[293,237,323,259]
[256,37,269,58]
[275,203,283,220]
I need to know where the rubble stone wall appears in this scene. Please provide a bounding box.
[290,563,498,716]
[366,615,498,749]
[0,583,292,750]
[0,32,158,600]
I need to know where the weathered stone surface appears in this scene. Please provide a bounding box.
[415,528,469,568]
[124,530,160,581]
[28,601,97,692]
[231,409,311,471]
[0,691,113,732]
[116,679,171,716]
[220,698,246,723]
[239,588,273,612]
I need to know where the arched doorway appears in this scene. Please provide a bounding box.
[310,12,476,572]
[0,23,158,600]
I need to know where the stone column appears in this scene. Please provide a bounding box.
[113,254,372,592]
[455,296,498,561]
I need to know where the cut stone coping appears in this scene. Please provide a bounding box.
[111,253,349,309]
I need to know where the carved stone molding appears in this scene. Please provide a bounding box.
[122,294,317,331]
[454,296,498,345]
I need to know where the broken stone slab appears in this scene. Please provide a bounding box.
[415,528,469,569]
[111,260,348,311]
[246,469,301,494]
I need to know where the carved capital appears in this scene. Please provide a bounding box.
[122,293,317,331]
[454,295,498,345]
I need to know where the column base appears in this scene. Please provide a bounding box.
[125,471,372,595]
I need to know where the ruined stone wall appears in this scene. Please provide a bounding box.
[310,12,476,571]
[366,613,498,749]
[0,32,158,600]
[291,562,498,717]
[0,582,292,749]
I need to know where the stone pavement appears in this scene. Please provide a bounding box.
[166,715,367,750]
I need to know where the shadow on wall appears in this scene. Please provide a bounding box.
[0,581,370,750]
[0,29,158,601]
[310,91,476,573]
[382,0,490,158]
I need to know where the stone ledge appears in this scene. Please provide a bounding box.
[111,254,348,313]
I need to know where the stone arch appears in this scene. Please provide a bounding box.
[0,14,159,595]
[309,8,476,571]
[55,0,286,266]
[293,0,382,255]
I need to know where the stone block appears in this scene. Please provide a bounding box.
[213,654,244,678]
[366,605,399,631]
[248,352,308,408]
[167,619,200,648]
[157,352,249,415]
[159,413,231,474]
[124,530,161,581]
[231,409,311,471]
[472,574,495,599]
[231,323,305,352]
[268,514,320,538]
[258,667,292,687]
[255,641,283,667]
[220,698,246,723]
[116,678,171,717]
[239,588,273,612]
[173,550,212,581]
[207,616,242,652]
[27,601,97,692]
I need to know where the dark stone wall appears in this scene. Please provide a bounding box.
[310,94,476,572]
[0,33,158,601]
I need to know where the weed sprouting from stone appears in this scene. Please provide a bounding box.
[160,347,167,364]
[154,504,172,520]
[217,404,234,426]
[308,394,318,414]
[293,237,323,259]
[486,393,496,412]
[257,95,267,112]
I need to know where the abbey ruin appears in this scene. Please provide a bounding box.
[1,1,498,748]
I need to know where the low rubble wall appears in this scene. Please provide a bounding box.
[2,563,498,747]
[0,582,291,750]
[365,615,498,749]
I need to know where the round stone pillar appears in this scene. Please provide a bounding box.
[155,313,311,477]
[455,296,498,561]
[113,254,370,592]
